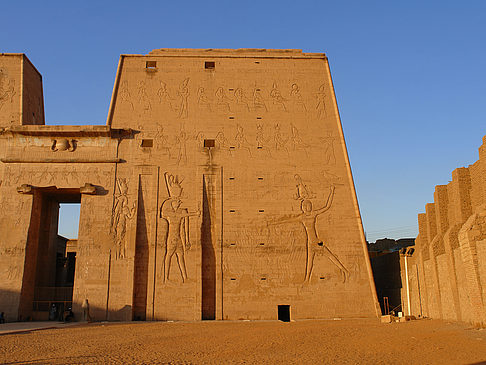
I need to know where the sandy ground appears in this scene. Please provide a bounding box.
[1,318,486,364]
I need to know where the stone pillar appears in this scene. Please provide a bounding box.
[425,203,442,318]
[416,213,428,317]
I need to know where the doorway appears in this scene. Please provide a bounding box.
[22,188,81,321]
[278,305,291,322]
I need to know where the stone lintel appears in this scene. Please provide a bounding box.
[1,125,132,138]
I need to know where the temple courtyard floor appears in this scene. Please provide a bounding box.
[1,318,486,364]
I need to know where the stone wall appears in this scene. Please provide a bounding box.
[0,50,381,322]
[401,136,486,326]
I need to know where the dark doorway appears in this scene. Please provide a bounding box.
[21,188,81,321]
[278,305,291,322]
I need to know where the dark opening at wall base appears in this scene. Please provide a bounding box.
[278,305,290,322]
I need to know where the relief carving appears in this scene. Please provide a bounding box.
[290,124,308,155]
[215,131,231,154]
[119,81,134,110]
[253,88,267,112]
[215,87,231,112]
[137,81,151,115]
[176,78,190,119]
[154,126,171,157]
[316,84,327,119]
[157,81,173,110]
[176,128,189,166]
[290,83,306,111]
[234,88,250,111]
[197,87,211,111]
[256,124,271,156]
[270,82,287,111]
[160,172,200,283]
[269,181,348,283]
[234,124,252,156]
[0,69,16,111]
[273,123,289,154]
[321,132,336,165]
[51,139,76,152]
[293,174,315,201]
[112,178,136,259]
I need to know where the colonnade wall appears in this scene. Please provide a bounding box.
[401,136,486,326]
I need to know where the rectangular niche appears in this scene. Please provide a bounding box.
[140,139,153,148]
[204,61,215,70]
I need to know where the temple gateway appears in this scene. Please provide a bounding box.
[0,49,380,322]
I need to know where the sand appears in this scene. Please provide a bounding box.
[1,318,486,364]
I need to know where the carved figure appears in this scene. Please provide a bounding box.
[270,82,287,111]
[155,126,171,157]
[234,124,252,156]
[321,169,343,186]
[293,174,314,201]
[0,72,16,111]
[112,178,136,259]
[316,84,327,119]
[157,81,173,109]
[215,87,230,112]
[234,88,249,111]
[274,123,289,154]
[160,173,200,283]
[176,128,189,165]
[269,185,349,283]
[256,124,270,148]
[215,131,230,154]
[290,83,306,111]
[322,132,336,165]
[164,172,184,198]
[177,78,190,118]
[51,139,76,152]
[119,81,134,110]
[253,88,267,111]
[137,81,151,115]
[290,124,308,155]
[197,87,211,111]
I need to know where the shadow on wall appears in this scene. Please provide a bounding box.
[0,288,134,323]
[370,252,403,314]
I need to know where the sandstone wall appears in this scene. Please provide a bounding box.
[0,54,44,127]
[0,49,380,322]
[401,136,486,327]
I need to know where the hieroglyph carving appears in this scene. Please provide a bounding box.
[0,69,16,112]
[160,172,200,283]
[119,81,134,110]
[137,81,151,115]
[290,83,306,111]
[157,81,173,110]
[316,84,327,119]
[234,124,252,156]
[321,132,336,165]
[112,178,136,259]
[176,127,189,166]
[253,88,267,112]
[269,180,348,283]
[197,87,211,111]
[270,82,287,111]
[177,78,190,118]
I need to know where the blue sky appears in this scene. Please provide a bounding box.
[3,0,485,241]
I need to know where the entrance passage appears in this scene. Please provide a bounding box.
[278,305,291,322]
[22,188,81,321]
